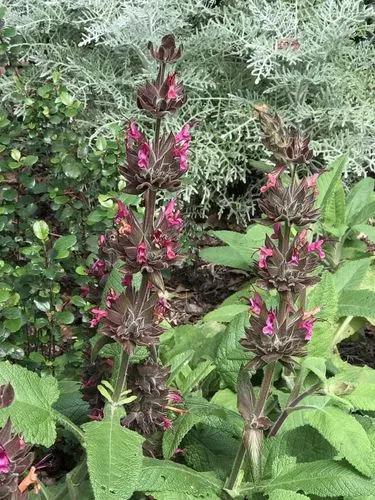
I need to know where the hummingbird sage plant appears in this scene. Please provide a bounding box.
[89,35,189,434]
[226,106,324,489]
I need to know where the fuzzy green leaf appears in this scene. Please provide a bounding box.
[333,258,372,294]
[307,272,338,356]
[0,362,59,446]
[317,154,348,210]
[215,312,248,389]
[261,460,375,497]
[346,178,375,225]
[84,407,144,500]
[267,490,309,500]
[199,246,250,270]
[338,289,375,318]
[203,304,248,323]
[281,404,375,477]
[137,458,222,498]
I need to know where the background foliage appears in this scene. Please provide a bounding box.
[2,0,374,221]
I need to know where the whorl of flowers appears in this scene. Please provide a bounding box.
[242,108,323,368]
[87,35,189,436]
[122,361,172,435]
[0,384,35,500]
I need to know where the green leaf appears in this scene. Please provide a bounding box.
[59,91,74,106]
[55,311,75,324]
[62,161,82,179]
[346,178,375,225]
[162,398,242,460]
[307,272,338,356]
[4,317,23,333]
[215,312,248,390]
[267,490,309,499]
[137,458,222,498]
[101,260,125,306]
[84,407,144,500]
[199,246,250,270]
[281,404,375,477]
[54,380,89,424]
[316,154,348,210]
[52,235,77,259]
[0,362,59,446]
[10,149,21,162]
[338,289,375,318]
[203,304,248,323]
[22,155,38,167]
[333,258,372,294]
[353,224,375,243]
[344,384,375,412]
[178,360,215,395]
[322,182,347,235]
[32,220,49,241]
[258,460,375,498]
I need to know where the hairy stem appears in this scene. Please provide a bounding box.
[112,350,130,403]
[224,438,247,491]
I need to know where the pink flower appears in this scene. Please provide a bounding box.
[249,293,263,315]
[89,259,106,278]
[166,73,179,100]
[165,242,177,260]
[260,166,284,193]
[306,173,319,195]
[136,241,148,265]
[90,308,108,328]
[128,121,143,143]
[297,229,308,246]
[168,392,183,404]
[122,274,133,287]
[307,239,325,259]
[299,319,314,341]
[106,289,119,308]
[299,308,320,341]
[137,143,150,169]
[164,200,183,229]
[271,223,281,239]
[174,123,192,172]
[0,445,10,474]
[98,234,106,247]
[174,448,185,455]
[259,247,273,269]
[162,417,173,430]
[115,200,129,225]
[289,250,300,266]
[262,311,276,336]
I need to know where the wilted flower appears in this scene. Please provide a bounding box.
[105,289,119,308]
[114,200,129,225]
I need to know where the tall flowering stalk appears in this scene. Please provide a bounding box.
[89,35,189,434]
[226,106,323,488]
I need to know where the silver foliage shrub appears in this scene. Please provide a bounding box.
[3,0,374,222]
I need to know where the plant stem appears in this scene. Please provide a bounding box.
[224,438,247,491]
[268,382,320,437]
[112,350,130,403]
[332,315,353,346]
